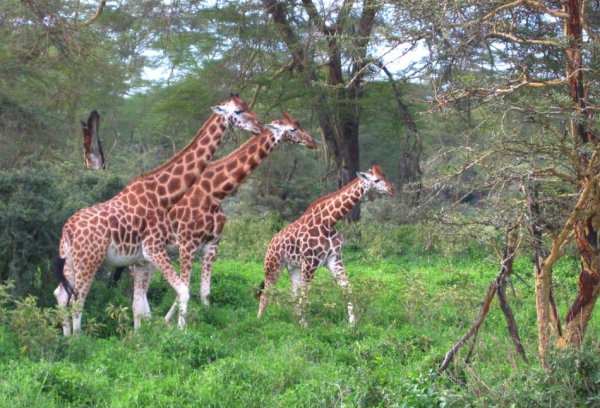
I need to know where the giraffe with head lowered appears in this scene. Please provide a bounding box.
[129,113,318,328]
[53,95,262,335]
[257,164,394,326]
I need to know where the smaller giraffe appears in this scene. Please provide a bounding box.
[130,113,318,328]
[257,164,394,326]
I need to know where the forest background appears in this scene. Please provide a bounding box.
[2,0,600,406]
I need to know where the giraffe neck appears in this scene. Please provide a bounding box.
[120,113,229,208]
[307,178,366,227]
[200,129,278,200]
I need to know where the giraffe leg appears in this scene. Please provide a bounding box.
[298,263,317,327]
[54,284,71,336]
[257,254,284,319]
[144,245,189,329]
[132,263,154,330]
[71,261,102,335]
[326,255,355,325]
[289,267,303,315]
[165,240,197,322]
[200,243,218,306]
[54,270,75,336]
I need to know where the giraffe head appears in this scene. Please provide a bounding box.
[265,112,318,149]
[211,94,262,135]
[357,164,395,196]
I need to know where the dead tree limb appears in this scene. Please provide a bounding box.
[440,226,525,370]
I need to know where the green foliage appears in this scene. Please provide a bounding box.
[0,168,125,303]
[0,246,598,406]
[0,282,62,359]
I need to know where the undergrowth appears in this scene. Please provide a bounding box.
[0,221,598,407]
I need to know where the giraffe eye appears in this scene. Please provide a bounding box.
[373,179,381,183]
[290,128,297,132]
[234,109,243,114]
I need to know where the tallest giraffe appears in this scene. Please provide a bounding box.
[54,95,262,335]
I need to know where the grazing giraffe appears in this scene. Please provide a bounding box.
[129,113,318,328]
[257,164,394,326]
[53,95,262,335]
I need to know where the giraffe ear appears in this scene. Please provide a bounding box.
[211,105,228,115]
[266,123,282,131]
[356,172,370,181]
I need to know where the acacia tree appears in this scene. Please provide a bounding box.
[257,0,423,218]
[414,0,600,363]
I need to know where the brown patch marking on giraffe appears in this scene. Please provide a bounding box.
[213,173,227,187]
[184,152,196,164]
[168,178,181,194]
[200,179,211,192]
[158,173,170,184]
[184,173,195,187]
[233,169,246,183]
[173,165,184,176]
[226,161,237,171]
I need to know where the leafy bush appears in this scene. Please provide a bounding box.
[0,282,62,359]
[0,167,125,304]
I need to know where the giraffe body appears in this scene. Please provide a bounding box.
[54,96,261,335]
[131,113,318,328]
[257,164,394,325]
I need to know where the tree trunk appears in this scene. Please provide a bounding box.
[526,182,553,365]
[561,210,600,347]
[560,0,600,348]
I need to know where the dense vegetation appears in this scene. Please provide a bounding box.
[2,220,600,407]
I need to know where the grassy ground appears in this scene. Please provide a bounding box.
[1,243,600,406]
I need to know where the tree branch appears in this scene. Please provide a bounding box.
[486,31,562,48]
[81,0,106,26]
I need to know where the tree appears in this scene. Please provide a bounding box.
[259,0,404,219]
[414,0,600,363]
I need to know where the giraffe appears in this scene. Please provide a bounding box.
[257,164,394,326]
[129,113,318,329]
[53,95,262,335]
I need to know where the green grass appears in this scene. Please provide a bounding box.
[1,251,600,407]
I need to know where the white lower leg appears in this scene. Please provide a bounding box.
[133,289,152,330]
[347,302,356,326]
[164,300,178,323]
[54,285,72,336]
[257,294,268,318]
[200,281,210,306]
[72,312,82,335]
[175,285,190,329]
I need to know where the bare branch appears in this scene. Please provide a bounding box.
[486,31,562,47]
[81,0,106,26]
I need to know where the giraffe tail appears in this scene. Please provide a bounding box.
[53,256,74,305]
[254,280,265,299]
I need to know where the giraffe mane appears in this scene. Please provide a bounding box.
[203,131,265,172]
[304,177,361,212]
